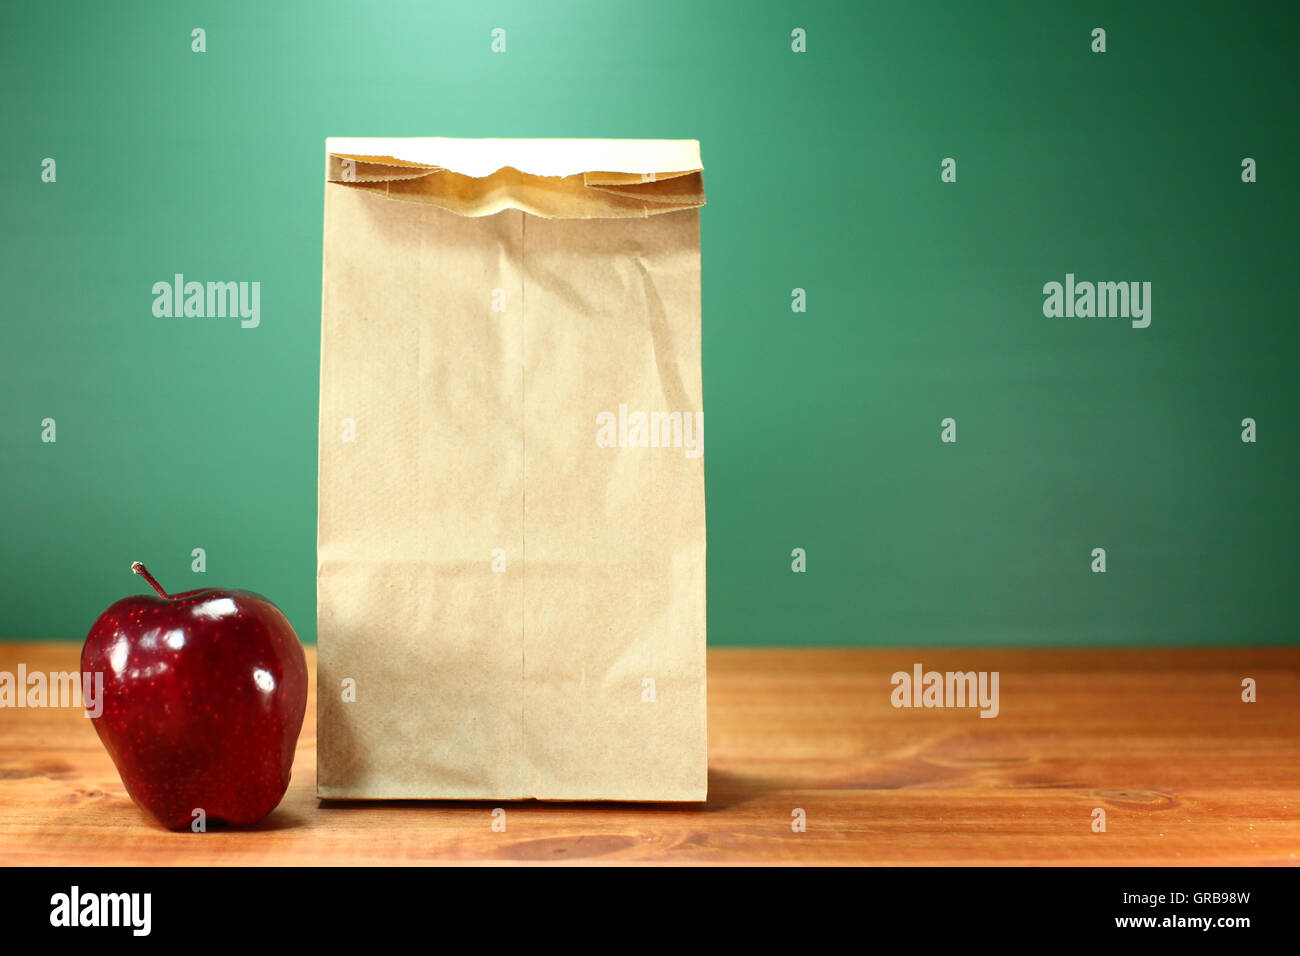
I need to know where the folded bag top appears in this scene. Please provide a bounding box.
[325,136,705,219]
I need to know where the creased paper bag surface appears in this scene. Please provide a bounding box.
[317,138,707,800]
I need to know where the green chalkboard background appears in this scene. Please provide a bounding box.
[2,1,1296,645]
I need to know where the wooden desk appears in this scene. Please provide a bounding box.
[1,642,1296,865]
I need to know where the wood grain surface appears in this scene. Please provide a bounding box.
[0,642,1296,865]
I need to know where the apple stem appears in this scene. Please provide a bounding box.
[131,561,170,599]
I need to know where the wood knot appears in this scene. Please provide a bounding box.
[496,834,637,861]
[1093,789,1178,809]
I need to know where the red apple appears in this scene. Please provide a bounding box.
[81,562,308,830]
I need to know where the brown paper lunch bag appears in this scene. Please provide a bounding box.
[316,138,707,801]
